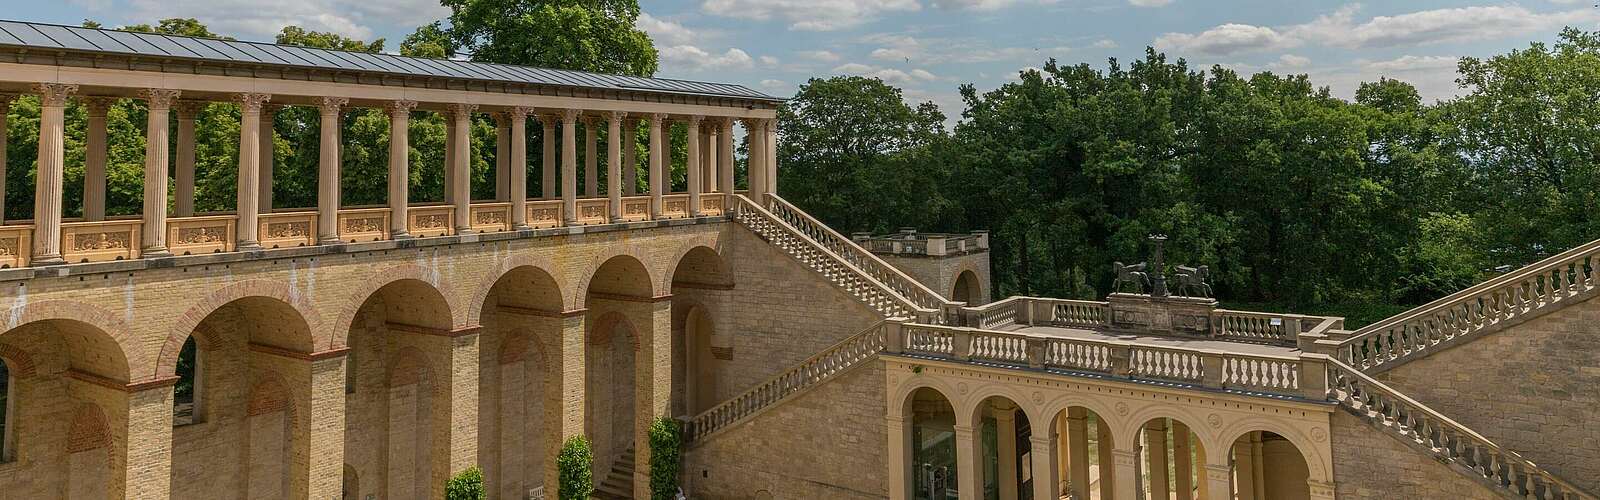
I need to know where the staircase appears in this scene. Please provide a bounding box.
[592,445,636,500]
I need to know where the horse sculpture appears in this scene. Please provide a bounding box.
[1111,261,1149,294]
[1174,264,1212,298]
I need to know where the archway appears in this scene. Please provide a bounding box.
[166,296,315,500]
[0,318,130,499]
[477,265,563,499]
[342,464,359,500]
[344,279,455,500]
[906,387,958,500]
[669,246,732,417]
[973,395,1031,500]
[1230,430,1310,500]
[582,254,656,496]
[953,270,979,305]
[1047,406,1116,500]
[1135,417,1207,500]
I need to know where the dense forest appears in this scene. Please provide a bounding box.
[4,4,1596,327]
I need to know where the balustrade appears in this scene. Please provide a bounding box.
[765,196,952,314]
[0,225,31,268]
[336,208,389,242]
[257,211,317,248]
[1213,309,1306,344]
[167,215,236,255]
[574,198,609,225]
[661,194,690,219]
[619,196,651,222]
[700,193,726,216]
[469,202,513,233]
[525,200,563,229]
[407,205,454,237]
[61,219,141,262]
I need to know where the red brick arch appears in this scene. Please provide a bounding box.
[387,346,434,387]
[331,264,464,349]
[158,280,326,378]
[575,245,659,307]
[660,235,725,292]
[0,343,37,379]
[466,253,572,327]
[587,311,641,351]
[1,299,140,382]
[65,403,111,454]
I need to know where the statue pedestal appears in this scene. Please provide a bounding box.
[1107,293,1218,337]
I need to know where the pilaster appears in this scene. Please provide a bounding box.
[995,404,1018,500]
[1146,419,1170,500]
[1111,448,1138,500]
[1029,433,1059,500]
[544,313,587,491]
[955,423,980,500]
[124,383,175,500]
[631,299,672,500]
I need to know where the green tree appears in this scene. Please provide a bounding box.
[275,26,384,53]
[121,18,230,39]
[443,0,659,76]
[401,22,456,59]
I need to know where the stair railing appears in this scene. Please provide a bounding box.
[1339,238,1599,373]
[1326,358,1596,500]
[764,195,957,315]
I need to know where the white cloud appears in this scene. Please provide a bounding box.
[760,79,788,89]
[860,32,1067,64]
[831,62,940,85]
[798,50,842,62]
[1155,23,1298,56]
[1128,0,1173,6]
[929,0,1061,11]
[637,13,700,46]
[1092,39,1118,49]
[121,0,450,40]
[1363,55,1458,73]
[660,45,755,71]
[759,55,780,67]
[871,47,915,61]
[1288,4,1597,49]
[1275,54,1310,68]
[698,0,920,31]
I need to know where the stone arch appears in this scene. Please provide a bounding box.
[0,343,37,379]
[388,346,435,388]
[577,250,658,305]
[333,264,464,344]
[962,383,1044,428]
[1038,394,1120,434]
[587,311,641,351]
[497,332,548,367]
[1116,404,1216,457]
[952,269,980,305]
[163,280,328,366]
[467,253,574,326]
[889,376,964,421]
[65,403,111,454]
[1216,417,1331,483]
[246,374,295,419]
[1,300,139,382]
[157,293,318,378]
[662,238,730,290]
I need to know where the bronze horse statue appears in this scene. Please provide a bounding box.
[1111,261,1149,294]
[1174,264,1212,297]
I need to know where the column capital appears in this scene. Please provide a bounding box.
[607,110,627,122]
[33,83,78,107]
[235,92,272,112]
[387,99,418,117]
[318,96,349,115]
[509,106,533,120]
[447,102,478,117]
[739,116,763,130]
[560,108,580,123]
[139,89,182,110]
[687,114,705,126]
[719,116,735,131]
[648,112,666,126]
[581,114,598,127]
[490,111,508,125]
[83,96,117,116]
[174,100,206,119]
[539,113,559,128]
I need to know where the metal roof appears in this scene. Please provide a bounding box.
[0,19,782,103]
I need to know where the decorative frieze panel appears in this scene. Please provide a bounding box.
[0,227,29,268]
[470,203,511,233]
[167,216,236,255]
[662,194,689,219]
[526,200,562,228]
[576,199,608,225]
[621,196,651,221]
[337,208,389,242]
[257,212,317,248]
[62,220,141,262]
[406,206,454,238]
[701,194,725,216]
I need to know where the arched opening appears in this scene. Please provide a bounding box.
[974,396,1030,500]
[670,246,732,417]
[0,318,130,499]
[0,354,12,462]
[1047,406,1115,500]
[478,265,563,499]
[167,296,315,499]
[583,254,656,496]
[1135,417,1207,500]
[344,279,455,500]
[953,270,979,305]
[906,387,957,500]
[1230,430,1310,500]
[342,464,359,500]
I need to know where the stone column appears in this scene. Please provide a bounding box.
[0,94,12,225]
[718,119,735,194]
[1146,420,1170,500]
[606,112,624,222]
[387,100,418,238]
[82,97,113,221]
[259,105,278,213]
[886,414,913,500]
[139,89,179,257]
[954,423,981,500]
[583,116,598,197]
[449,104,476,234]
[543,314,587,491]
[622,118,638,195]
[647,113,665,218]
[1233,433,1257,500]
[541,114,557,199]
[317,97,347,244]
[995,405,1019,500]
[444,116,456,204]
[173,101,201,218]
[686,115,703,216]
[631,300,672,500]
[1031,433,1059,500]
[234,93,270,251]
[31,83,77,264]
[509,107,531,229]
[495,114,510,201]
[560,109,579,225]
[701,124,716,192]
[1111,448,1138,500]
[1099,419,1116,500]
[1202,464,1230,500]
[1173,421,1193,500]
[743,119,766,205]
[1067,408,1091,498]
[765,117,779,196]
[125,383,176,500]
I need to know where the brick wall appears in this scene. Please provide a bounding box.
[1329,411,1501,499]
[877,251,992,306]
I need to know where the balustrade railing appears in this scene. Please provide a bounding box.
[525,200,562,228]
[619,196,651,221]
[661,194,690,219]
[470,202,512,233]
[1046,298,1113,328]
[965,296,1023,329]
[407,205,454,237]
[1213,309,1310,345]
[684,321,888,442]
[0,225,32,268]
[1327,359,1597,500]
[701,193,726,216]
[574,198,609,225]
[62,219,141,262]
[765,196,953,314]
[336,207,389,242]
[258,211,317,248]
[1340,238,1600,373]
[167,215,236,255]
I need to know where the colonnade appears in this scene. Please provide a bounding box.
[0,84,779,266]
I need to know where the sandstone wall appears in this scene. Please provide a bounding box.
[1329,411,1501,500]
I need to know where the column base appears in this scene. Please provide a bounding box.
[511,224,531,231]
[390,230,413,240]
[609,217,625,224]
[317,236,344,245]
[561,218,577,226]
[31,254,66,266]
[455,227,476,235]
[141,247,173,258]
[237,241,264,252]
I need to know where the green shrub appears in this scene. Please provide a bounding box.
[648,417,683,500]
[558,436,595,500]
[445,466,485,500]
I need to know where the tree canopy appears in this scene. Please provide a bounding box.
[442,0,659,76]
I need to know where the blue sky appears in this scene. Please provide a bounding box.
[20,1,1600,118]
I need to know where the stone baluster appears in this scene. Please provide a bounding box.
[541,113,557,199]
[607,111,624,222]
[173,101,202,218]
[140,89,180,257]
[509,107,531,230]
[449,103,476,234]
[260,104,279,212]
[32,83,77,265]
[0,93,14,225]
[317,97,348,244]
[583,115,598,197]
[561,109,579,225]
[648,113,666,218]
[718,118,735,194]
[235,93,270,251]
[687,115,703,216]
[387,100,418,238]
[83,96,114,221]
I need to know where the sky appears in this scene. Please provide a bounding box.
[18,1,1600,120]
